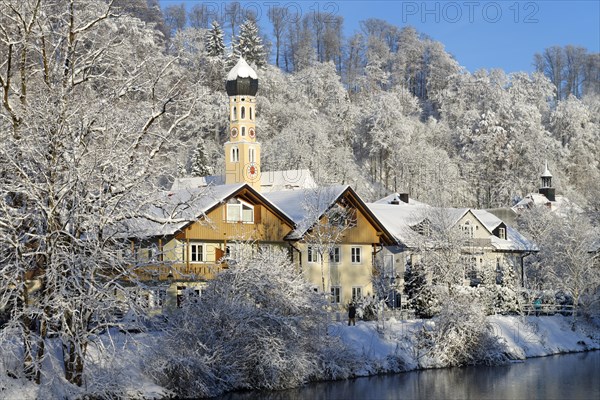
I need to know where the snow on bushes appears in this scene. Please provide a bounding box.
[146,249,356,398]
[415,291,511,368]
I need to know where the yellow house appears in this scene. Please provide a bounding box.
[265,185,396,305]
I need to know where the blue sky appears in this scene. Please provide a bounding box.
[158,1,600,73]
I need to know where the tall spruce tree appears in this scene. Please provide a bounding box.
[206,20,225,57]
[233,19,267,68]
[191,140,212,177]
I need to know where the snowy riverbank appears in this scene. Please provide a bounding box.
[2,315,599,399]
[331,314,600,376]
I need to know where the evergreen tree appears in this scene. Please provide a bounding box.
[191,140,212,177]
[233,19,267,68]
[206,20,225,57]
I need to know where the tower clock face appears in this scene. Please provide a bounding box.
[231,128,238,138]
[249,128,256,138]
[245,162,259,180]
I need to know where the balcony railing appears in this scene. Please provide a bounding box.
[133,263,227,282]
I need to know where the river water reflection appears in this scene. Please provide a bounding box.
[220,351,600,400]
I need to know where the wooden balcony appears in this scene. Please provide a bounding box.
[133,262,227,282]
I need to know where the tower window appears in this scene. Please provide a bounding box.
[231,147,239,162]
[241,127,246,136]
[232,106,236,120]
[249,107,253,120]
[241,106,245,119]
[249,147,255,162]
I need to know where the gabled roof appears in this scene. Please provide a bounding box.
[119,183,294,239]
[366,200,536,252]
[264,185,397,245]
[471,209,504,232]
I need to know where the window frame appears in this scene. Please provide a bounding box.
[329,246,341,263]
[189,242,205,263]
[330,286,341,304]
[307,245,321,263]
[226,200,254,223]
[351,246,362,264]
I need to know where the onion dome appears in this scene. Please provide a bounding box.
[226,57,258,96]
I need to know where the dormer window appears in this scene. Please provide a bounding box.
[412,220,431,236]
[499,227,506,240]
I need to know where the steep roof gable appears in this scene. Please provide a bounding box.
[119,183,294,239]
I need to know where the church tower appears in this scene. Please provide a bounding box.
[224,57,261,191]
[539,161,556,201]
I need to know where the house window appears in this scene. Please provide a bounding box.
[330,286,341,304]
[461,221,474,238]
[189,243,205,263]
[307,246,320,263]
[226,201,254,223]
[499,227,506,240]
[329,246,341,263]
[231,147,239,162]
[352,287,362,301]
[351,247,362,263]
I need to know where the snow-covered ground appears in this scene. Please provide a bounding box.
[331,315,600,376]
[2,315,598,399]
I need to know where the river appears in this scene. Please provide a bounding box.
[219,350,600,400]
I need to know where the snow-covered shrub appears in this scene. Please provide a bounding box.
[356,296,379,321]
[147,249,349,397]
[416,292,510,368]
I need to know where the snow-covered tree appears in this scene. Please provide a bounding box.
[518,208,600,323]
[190,139,212,177]
[0,0,194,390]
[147,249,354,397]
[205,20,225,57]
[233,18,267,69]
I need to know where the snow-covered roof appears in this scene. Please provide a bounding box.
[366,203,429,247]
[366,202,536,252]
[259,169,317,192]
[512,193,583,215]
[264,185,348,239]
[373,193,431,207]
[490,226,538,252]
[171,175,224,190]
[171,169,317,193]
[117,184,246,238]
[227,57,258,80]
[471,209,504,232]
